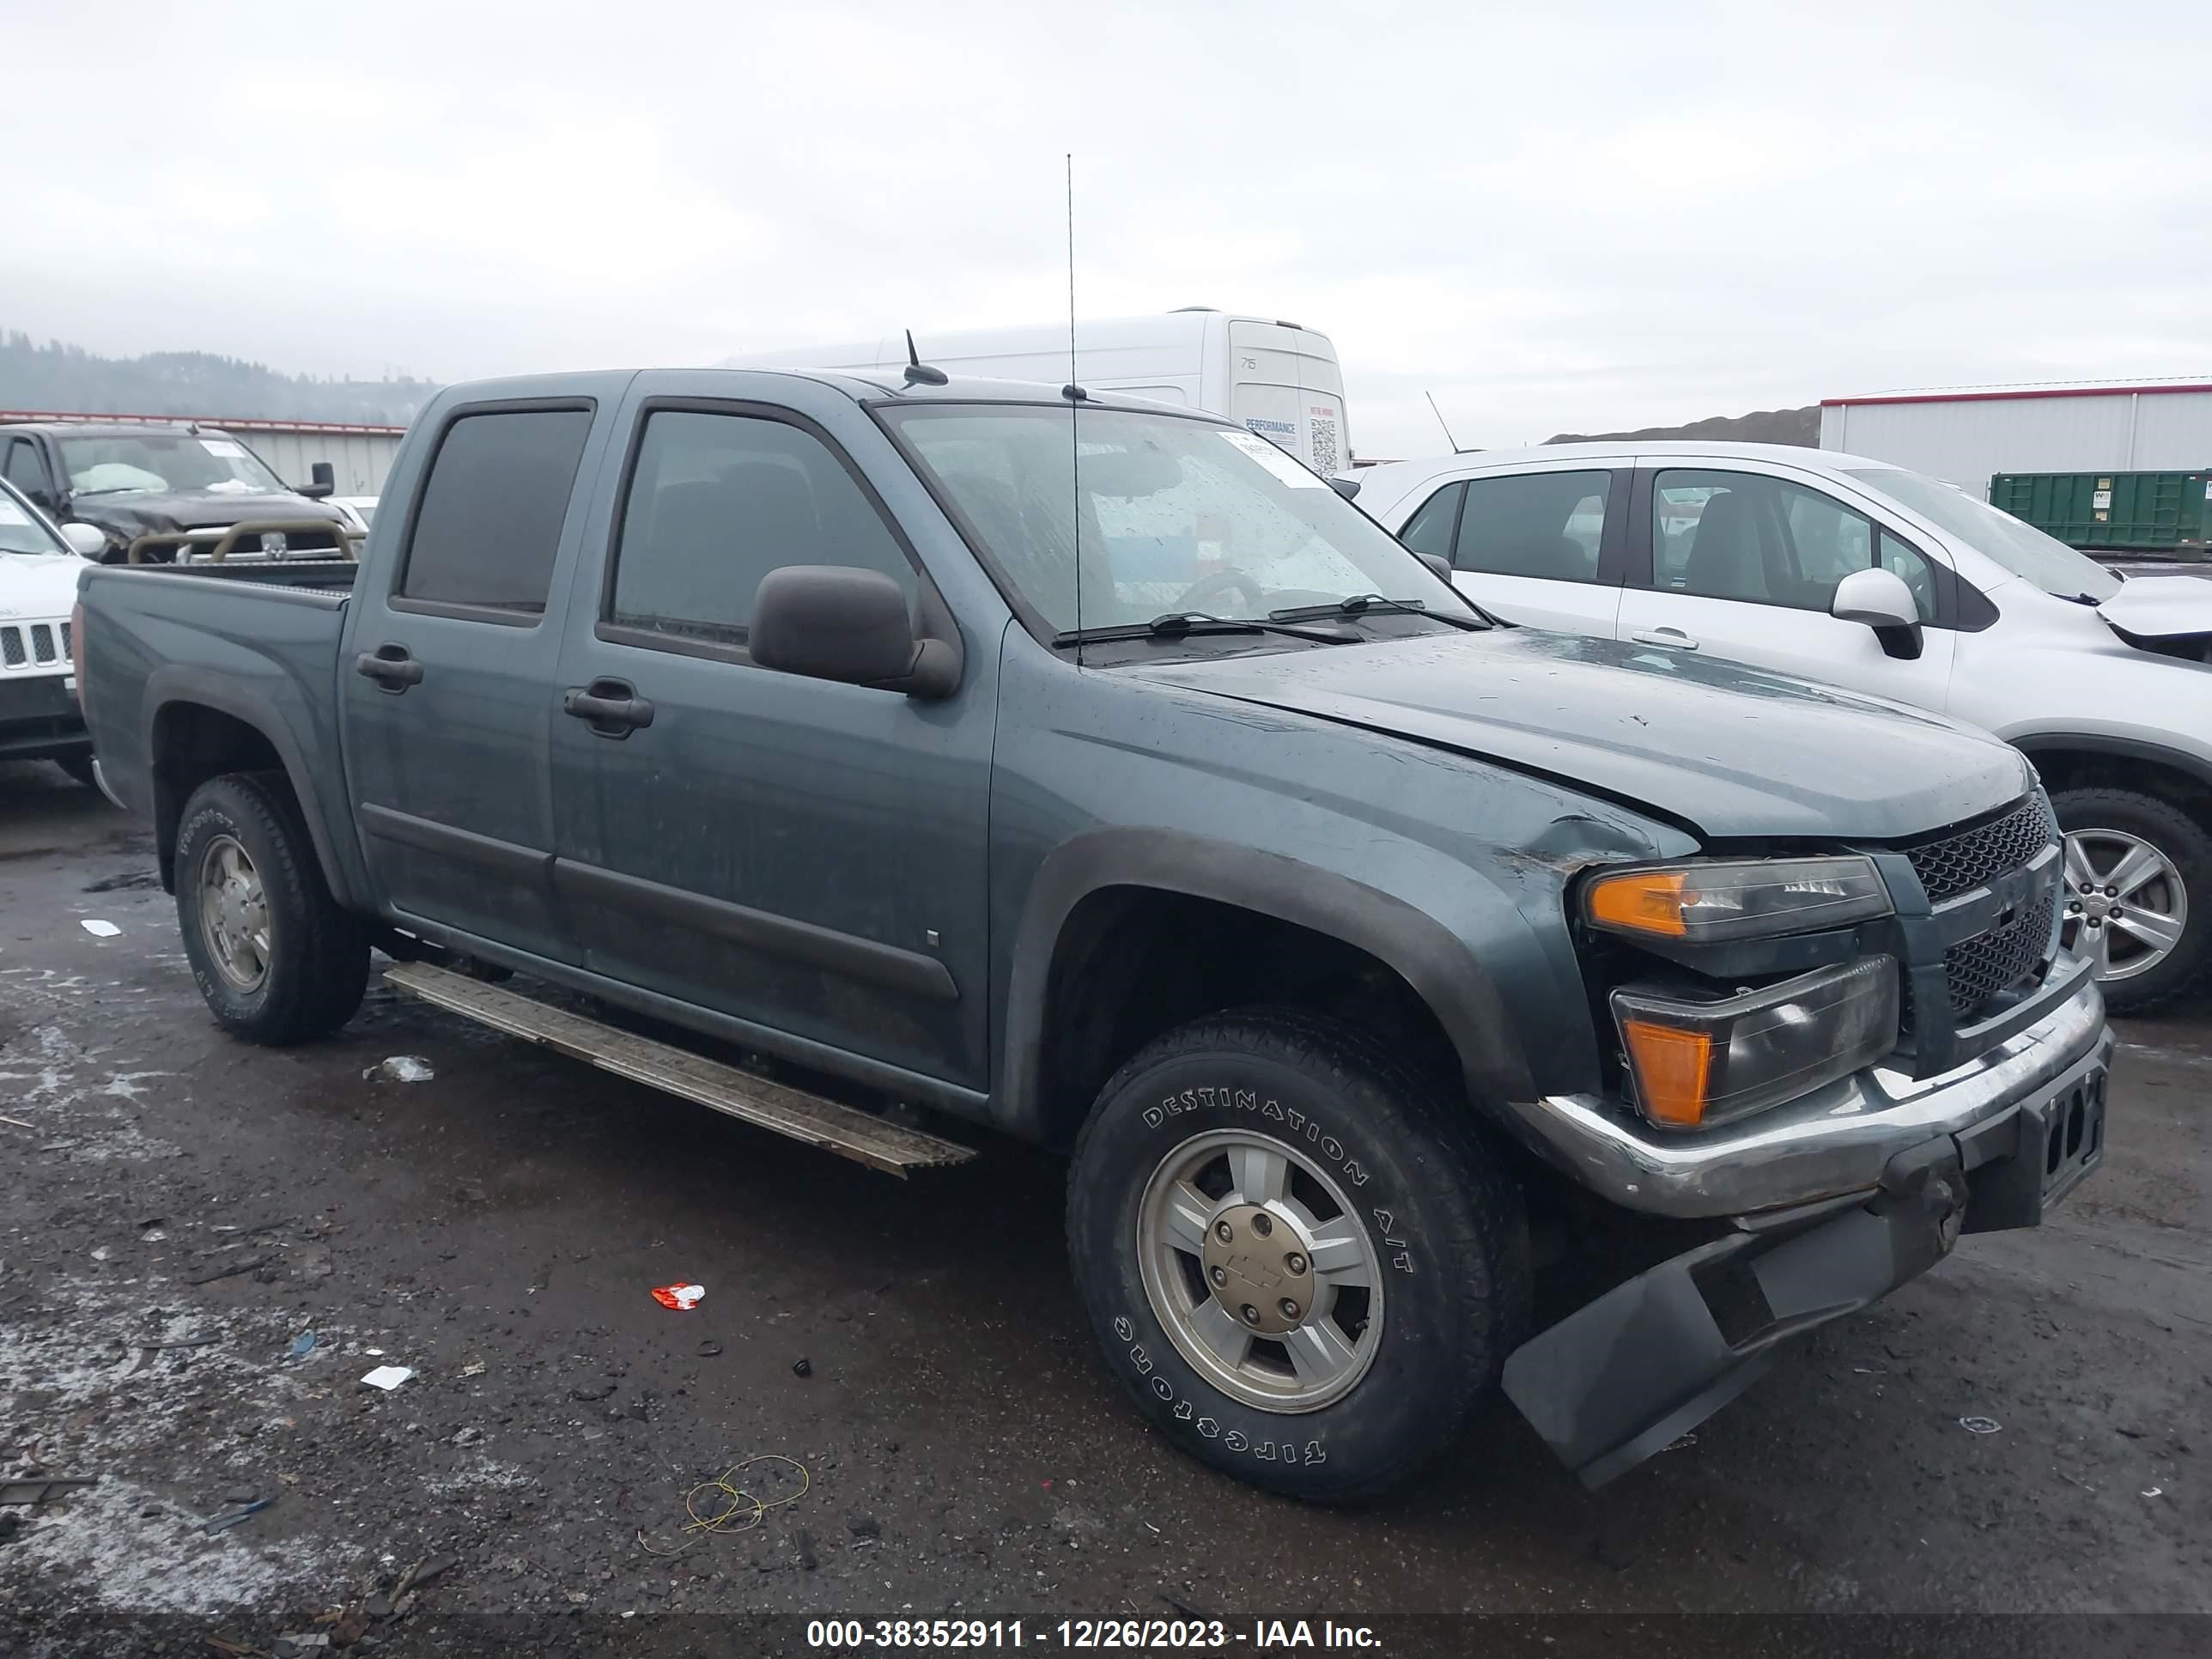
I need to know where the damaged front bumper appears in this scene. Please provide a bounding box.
[1498,957,2112,1486]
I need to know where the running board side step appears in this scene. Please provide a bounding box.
[381,963,976,1176]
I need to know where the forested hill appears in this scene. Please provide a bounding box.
[0,331,437,426]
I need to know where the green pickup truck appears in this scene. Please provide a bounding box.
[75,367,2111,1498]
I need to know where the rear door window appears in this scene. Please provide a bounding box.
[398,408,594,616]
[1455,471,1612,580]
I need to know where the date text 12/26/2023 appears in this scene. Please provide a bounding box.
[806,1620,1382,1650]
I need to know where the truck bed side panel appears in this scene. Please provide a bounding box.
[76,567,372,907]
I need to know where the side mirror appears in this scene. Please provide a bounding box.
[1417,550,1454,585]
[750,565,959,699]
[1328,476,1361,501]
[1831,567,1923,660]
[297,460,336,501]
[61,522,109,558]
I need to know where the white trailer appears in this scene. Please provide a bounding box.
[1819,379,2212,499]
[723,310,1352,475]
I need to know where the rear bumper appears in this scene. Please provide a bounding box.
[1500,950,2106,1219]
[1502,1019,2112,1486]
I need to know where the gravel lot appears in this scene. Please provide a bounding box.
[1,762,2206,1656]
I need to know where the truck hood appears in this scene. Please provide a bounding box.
[70,489,345,536]
[0,552,87,621]
[2099,574,2212,643]
[1135,629,2031,842]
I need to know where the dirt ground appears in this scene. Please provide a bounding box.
[2,760,2207,1657]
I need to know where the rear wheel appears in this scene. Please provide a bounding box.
[175,773,370,1044]
[2051,787,2210,1016]
[1066,1009,1528,1503]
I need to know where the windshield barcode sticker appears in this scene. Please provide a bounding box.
[1222,428,1324,489]
[199,438,248,459]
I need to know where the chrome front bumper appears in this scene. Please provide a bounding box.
[1503,951,2111,1219]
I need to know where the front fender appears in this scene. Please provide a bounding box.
[998,826,1557,1139]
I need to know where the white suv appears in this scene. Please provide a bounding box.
[0,475,98,787]
[1350,441,2212,1013]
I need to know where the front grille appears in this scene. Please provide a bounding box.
[1944,887,2057,1018]
[1904,795,2058,902]
[2,620,71,672]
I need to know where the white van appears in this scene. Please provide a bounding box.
[723,310,1352,475]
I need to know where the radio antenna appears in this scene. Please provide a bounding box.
[1425,390,1465,454]
[1064,152,1084,668]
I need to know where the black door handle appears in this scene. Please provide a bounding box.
[562,678,654,738]
[356,645,423,690]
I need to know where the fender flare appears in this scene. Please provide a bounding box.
[2011,732,2212,799]
[142,666,366,910]
[996,826,1535,1139]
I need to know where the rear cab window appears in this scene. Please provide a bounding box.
[397,407,595,621]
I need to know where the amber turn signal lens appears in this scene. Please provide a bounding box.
[1619,1018,1712,1127]
[1587,870,1689,938]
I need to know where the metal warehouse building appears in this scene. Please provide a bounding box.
[0,410,407,495]
[1818,378,2212,498]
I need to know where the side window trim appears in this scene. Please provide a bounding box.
[388,397,598,629]
[593,396,936,670]
[1632,463,1959,629]
[1594,465,1633,586]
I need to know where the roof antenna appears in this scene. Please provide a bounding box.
[902,329,947,386]
[1063,152,1085,668]
[1425,391,1466,454]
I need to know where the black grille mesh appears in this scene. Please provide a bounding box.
[1905,796,2057,902]
[1,627,21,667]
[30,624,55,663]
[1944,889,2058,1018]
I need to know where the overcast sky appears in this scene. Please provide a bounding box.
[5,0,2208,457]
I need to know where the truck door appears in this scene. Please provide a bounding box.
[336,385,623,963]
[544,376,994,1091]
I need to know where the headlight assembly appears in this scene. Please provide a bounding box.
[1613,956,1901,1130]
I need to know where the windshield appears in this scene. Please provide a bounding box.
[882,404,1474,635]
[59,431,289,498]
[0,482,68,556]
[1844,467,2122,602]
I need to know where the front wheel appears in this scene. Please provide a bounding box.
[1066,1010,1528,1503]
[2051,787,2210,1016]
[174,773,371,1045]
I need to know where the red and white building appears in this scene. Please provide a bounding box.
[1819,377,2212,498]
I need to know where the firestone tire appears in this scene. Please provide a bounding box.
[1066,1009,1529,1504]
[174,772,371,1046]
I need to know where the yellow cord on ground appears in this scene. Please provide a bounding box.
[637,1454,811,1557]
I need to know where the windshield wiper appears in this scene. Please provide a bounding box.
[1051,611,1355,648]
[1269,593,1489,630]
[69,487,155,499]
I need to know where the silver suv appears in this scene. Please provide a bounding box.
[1350,441,2212,1013]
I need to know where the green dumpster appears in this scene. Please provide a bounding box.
[1988,470,2211,558]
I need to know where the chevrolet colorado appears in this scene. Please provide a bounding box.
[76,368,2112,1498]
